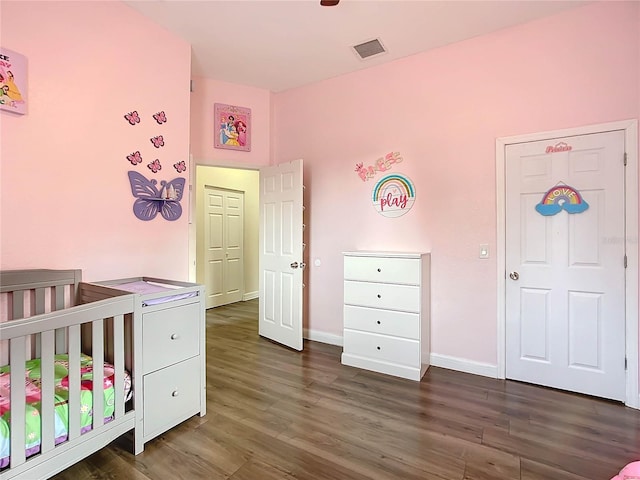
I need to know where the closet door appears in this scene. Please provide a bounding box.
[204,186,244,308]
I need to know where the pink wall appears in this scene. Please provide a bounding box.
[272,1,640,366]
[2,1,637,376]
[190,76,272,167]
[0,1,191,282]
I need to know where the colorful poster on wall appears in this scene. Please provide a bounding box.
[214,103,251,152]
[0,47,27,114]
[372,173,416,218]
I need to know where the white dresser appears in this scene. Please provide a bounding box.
[341,251,430,381]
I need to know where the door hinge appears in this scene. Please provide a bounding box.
[625,357,627,370]
[624,152,627,166]
[624,255,628,268]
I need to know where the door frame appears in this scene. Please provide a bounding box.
[496,119,639,409]
[189,161,260,299]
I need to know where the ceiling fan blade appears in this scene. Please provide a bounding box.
[320,0,340,6]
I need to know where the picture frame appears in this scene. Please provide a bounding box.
[214,103,251,152]
[0,47,28,115]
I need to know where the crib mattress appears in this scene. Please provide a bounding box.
[0,354,132,468]
[112,280,198,306]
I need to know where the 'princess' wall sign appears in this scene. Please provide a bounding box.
[355,151,403,181]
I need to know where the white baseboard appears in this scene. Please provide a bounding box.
[303,332,497,378]
[429,353,498,378]
[304,329,343,347]
[242,291,258,301]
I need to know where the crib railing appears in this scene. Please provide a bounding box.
[0,269,82,364]
[0,294,136,478]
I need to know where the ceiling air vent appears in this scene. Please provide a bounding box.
[352,38,386,60]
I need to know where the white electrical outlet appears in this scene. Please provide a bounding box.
[479,244,490,259]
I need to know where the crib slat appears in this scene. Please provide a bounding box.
[92,319,104,430]
[11,290,24,320]
[34,287,45,315]
[55,285,67,353]
[67,324,81,441]
[33,288,46,358]
[54,284,65,310]
[113,314,125,418]
[9,337,27,467]
[40,330,56,453]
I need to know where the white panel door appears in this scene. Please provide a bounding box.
[259,159,304,351]
[204,186,244,308]
[505,131,626,401]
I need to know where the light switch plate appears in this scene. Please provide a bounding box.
[479,244,489,259]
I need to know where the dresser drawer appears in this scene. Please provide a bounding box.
[143,356,201,439]
[142,302,200,373]
[344,305,419,339]
[344,256,420,285]
[343,329,420,367]
[344,280,420,312]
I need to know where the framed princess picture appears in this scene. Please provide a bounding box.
[214,103,251,152]
[0,47,27,115]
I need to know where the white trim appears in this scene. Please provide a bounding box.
[304,329,343,346]
[242,291,259,301]
[624,122,639,409]
[496,119,639,409]
[429,353,498,378]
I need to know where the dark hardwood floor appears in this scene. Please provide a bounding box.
[54,299,640,480]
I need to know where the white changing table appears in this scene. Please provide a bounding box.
[79,277,206,453]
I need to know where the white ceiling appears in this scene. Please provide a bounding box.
[124,0,589,93]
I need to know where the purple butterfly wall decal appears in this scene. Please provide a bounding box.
[153,111,167,124]
[173,160,186,173]
[128,171,185,221]
[147,159,162,173]
[150,135,164,148]
[127,151,143,165]
[124,111,140,125]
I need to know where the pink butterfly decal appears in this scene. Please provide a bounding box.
[150,135,164,148]
[153,111,167,124]
[124,111,140,125]
[128,171,185,222]
[173,161,186,173]
[147,159,162,173]
[127,151,143,165]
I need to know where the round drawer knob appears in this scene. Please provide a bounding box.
[377,268,381,273]
[377,294,381,299]
[171,390,179,397]
[170,333,179,340]
[376,320,381,325]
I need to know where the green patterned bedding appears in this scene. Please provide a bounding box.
[0,353,131,468]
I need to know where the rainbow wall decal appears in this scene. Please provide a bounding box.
[535,184,589,216]
[372,173,416,217]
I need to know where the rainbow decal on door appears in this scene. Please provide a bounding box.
[372,173,416,217]
[535,184,589,216]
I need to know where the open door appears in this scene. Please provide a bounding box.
[259,159,304,350]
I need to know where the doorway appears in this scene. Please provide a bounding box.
[195,165,260,309]
[496,120,639,408]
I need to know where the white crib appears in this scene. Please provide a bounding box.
[0,269,139,479]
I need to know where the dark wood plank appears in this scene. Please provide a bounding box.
[50,299,640,480]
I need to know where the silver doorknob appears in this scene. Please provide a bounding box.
[290,262,299,269]
[509,271,519,281]
[300,262,307,270]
